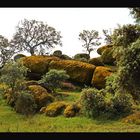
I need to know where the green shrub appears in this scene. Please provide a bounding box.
[80,88,106,118]
[111,92,133,115]
[88,57,104,66]
[14,91,37,116]
[38,69,70,92]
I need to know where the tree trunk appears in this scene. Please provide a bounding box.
[30,48,35,56]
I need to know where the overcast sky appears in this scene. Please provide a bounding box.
[0,8,135,58]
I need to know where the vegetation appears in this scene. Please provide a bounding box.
[11,19,62,55]
[79,30,101,56]
[38,69,70,92]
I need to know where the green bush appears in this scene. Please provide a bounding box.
[80,88,106,118]
[14,91,37,116]
[111,93,133,115]
[38,69,70,92]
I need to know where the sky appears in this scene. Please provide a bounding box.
[0,8,135,58]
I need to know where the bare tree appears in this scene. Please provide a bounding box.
[0,35,15,68]
[102,29,113,44]
[11,19,62,56]
[79,30,101,56]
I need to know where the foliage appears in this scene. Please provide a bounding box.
[110,92,133,115]
[14,54,26,62]
[114,38,140,99]
[49,59,96,85]
[11,19,62,55]
[102,29,113,44]
[0,35,15,68]
[80,88,106,118]
[0,61,28,93]
[129,8,140,23]
[14,90,37,116]
[79,30,101,56]
[38,69,69,92]
[88,57,104,66]
[111,24,140,47]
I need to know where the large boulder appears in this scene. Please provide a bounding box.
[49,60,96,85]
[28,85,54,110]
[97,44,113,55]
[101,47,116,65]
[14,54,26,62]
[22,55,60,80]
[91,66,112,89]
[74,53,90,60]
[88,57,104,66]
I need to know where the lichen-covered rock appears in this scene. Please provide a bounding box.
[89,57,104,66]
[64,104,81,117]
[97,44,113,55]
[60,54,72,60]
[14,54,26,62]
[44,101,69,117]
[28,85,54,110]
[22,55,60,74]
[91,66,112,89]
[101,47,116,65]
[49,60,96,85]
[53,50,62,58]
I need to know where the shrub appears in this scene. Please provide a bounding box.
[74,53,90,60]
[111,92,133,115]
[28,85,54,110]
[14,54,26,62]
[88,57,104,66]
[80,88,106,118]
[14,91,37,116]
[38,69,70,92]
[44,101,69,117]
[53,50,62,57]
[64,103,81,117]
[97,44,113,55]
[91,66,112,89]
[49,60,96,85]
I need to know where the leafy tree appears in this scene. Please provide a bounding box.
[0,61,28,93]
[79,30,101,56]
[111,24,140,47]
[0,35,15,68]
[11,19,62,56]
[102,29,113,44]
[38,69,69,92]
[129,7,140,23]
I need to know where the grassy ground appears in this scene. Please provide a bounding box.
[1,91,140,132]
